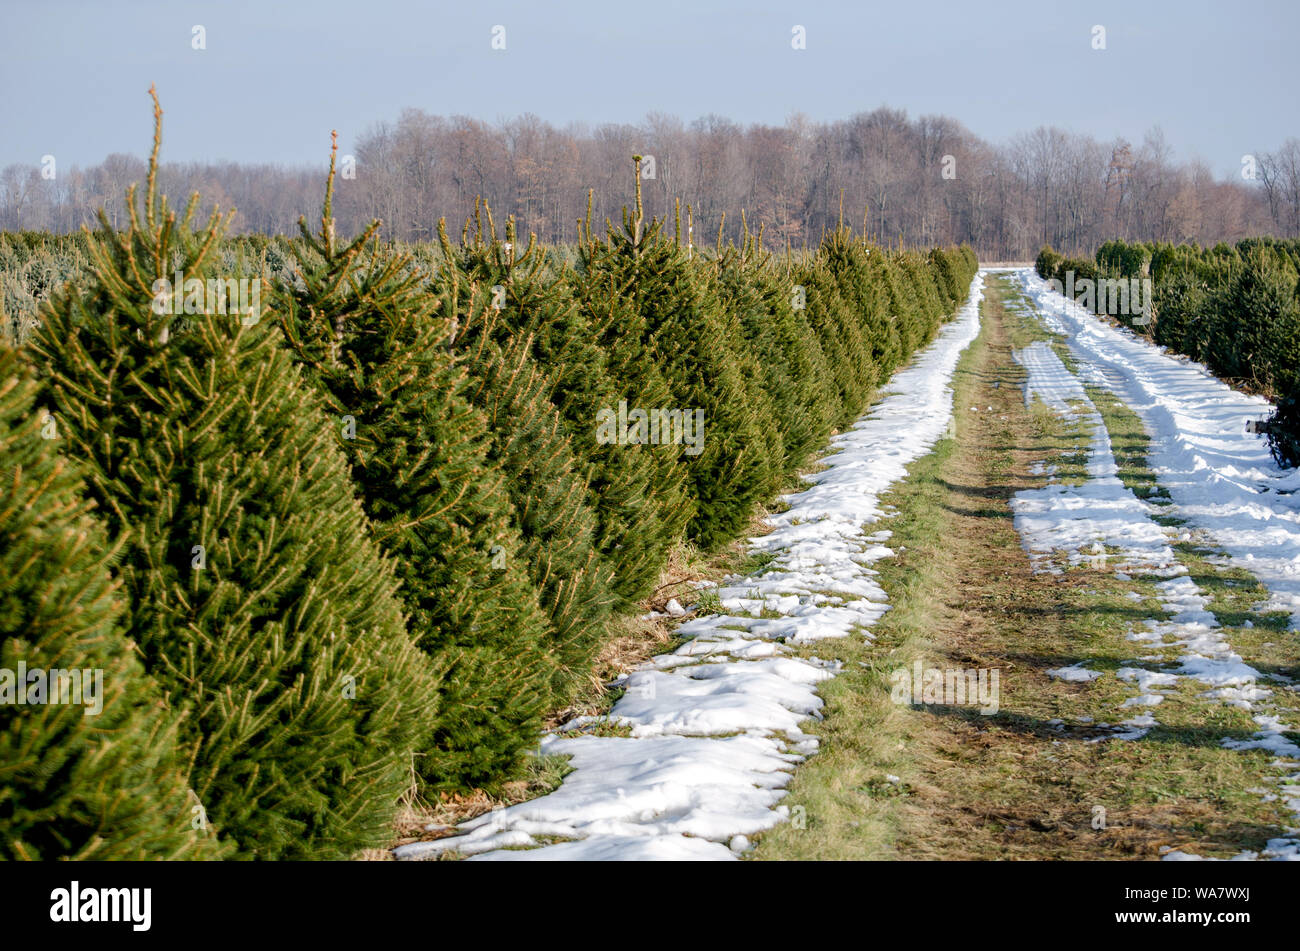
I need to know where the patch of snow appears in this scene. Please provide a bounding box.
[1046,664,1104,682]
[1019,269,1300,629]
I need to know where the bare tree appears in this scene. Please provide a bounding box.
[0,107,1283,258]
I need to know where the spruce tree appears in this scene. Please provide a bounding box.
[794,256,868,424]
[712,243,830,475]
[569,252,695,605]
[459,321,617,697]
[1268,388,1300,468]
[448,211,612,432]
[699,236,784,498]
[30,92,439,857]
[778,254,841,443]
[583,162,772,549]
[430,219,620,693]
[1214,249,1300,386]
[274,148,559,789]
[1036,245,1062,281]
[819,231,894,387]
[896,250,947,334]
[401,208,692,616]
[928,247,963,306]
[0,344,224,860]
[885,253,922,356]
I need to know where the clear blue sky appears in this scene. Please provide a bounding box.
[1,0,1296,176]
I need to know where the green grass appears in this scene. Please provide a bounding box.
[750,290,993,860]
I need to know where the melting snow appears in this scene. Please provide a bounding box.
[393,274,987,861]
[1009,269,1300,859]
[1019,270,1300,628]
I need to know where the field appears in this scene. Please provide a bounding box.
[2,5,1298,898]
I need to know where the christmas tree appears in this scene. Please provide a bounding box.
[712,242,833,475]
[876,252,925,362]
[569,253,695,605]
[449,209,613,430]
[819,230,893,391]
[697,236,784,500]
[928,247,965,306]
[460,322,618,698]
[30,91,439,857]
[430,219,618,697]
[0,343,223,860]
[444,213,679,609]
[274,143,559,790]
[793,256,868,425]
[580,161,773,549]
[895,249,947,331]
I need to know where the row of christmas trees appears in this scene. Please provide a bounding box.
[1,97,978,859]
[1036,238,1300,466]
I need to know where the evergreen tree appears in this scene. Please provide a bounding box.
[0,344,224,860]
[794,256,869,424]
[430,218,620,693]
[448,210,612,431]
[819,231,893,390]
[701,233,784,498]
[1213,249,1300,386]
[458,320,617,697]
[928,247,963,306]
[1036,245,1062,281]
[780,258,840,441]
[896,249,945,331]
[450,214,687,608]
[584,163,773,549]
[274,148,559,790]
[30,93,438,857]
[569,250,695,604]
[859,245,906,377]
[1268,387,1300,469]
[441,196,695,611]
[713,243,830,474]
[878,252,926,357]
[1152,268,1208,358]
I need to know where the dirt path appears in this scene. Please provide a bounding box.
[758,272,1299,860]
[888,271,1151,858]
[892,274,1298,859]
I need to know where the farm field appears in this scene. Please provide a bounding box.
[386,269,1300,862]
[2,4,1298,939]
[8,209,1298,863]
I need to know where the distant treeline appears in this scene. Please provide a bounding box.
[3,107,1297,259]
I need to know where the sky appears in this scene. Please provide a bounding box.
[1,0,1296,178]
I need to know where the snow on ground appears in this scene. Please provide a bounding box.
[1010,342,1176,574]
[1014,340,1088,413]
[391,274,986,861]
[1009,269,1300,860]
[1046,663,1103,682]
[1018,269,1300,627]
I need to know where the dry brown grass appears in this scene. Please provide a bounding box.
[891,276,1294,860]
[757,273,1295,861]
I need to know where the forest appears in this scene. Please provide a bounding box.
[4,107,1298,259]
